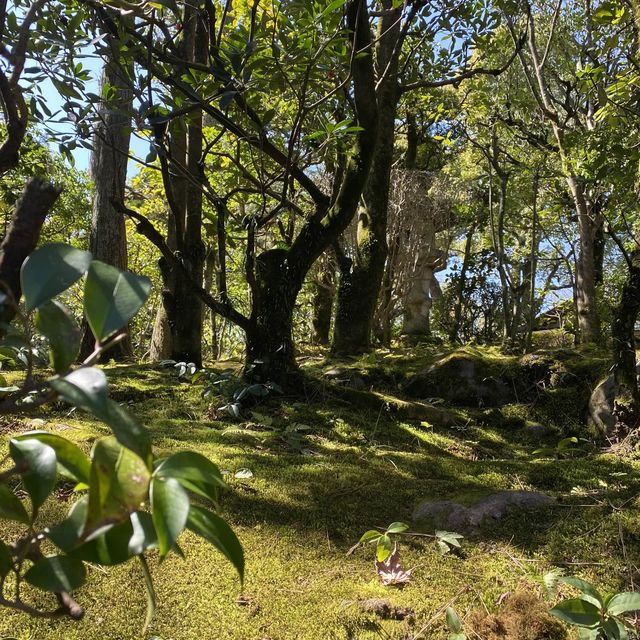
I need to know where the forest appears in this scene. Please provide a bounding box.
[1,0,640,638]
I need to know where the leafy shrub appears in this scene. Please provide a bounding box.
[0,244,243,628]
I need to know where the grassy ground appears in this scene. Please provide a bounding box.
[0,346,639,640]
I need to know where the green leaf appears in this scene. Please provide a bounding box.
[359,529,381,544]
[84,438,151,536]
[446,607,463,633]
[563,577,604,607]
[607,592,640,615]
[577,627,600,640]
[35,300,81,373]
[84,261,151,342]
[376,534,392,562]
[186,505,244,582]
[550,599,601,628]
[21,243,92,311]
[155,451,226,502]
[14,432,90,484]
[51,367,109,415]
[9,438,57,512]
[52,370,151,463]
[0,484,29,523]
[150,476,189,559]
[47,497,88,552]
[24,555,86,592]
[0,539,13,577]
[386,521,409,534]
[602,617,628,640]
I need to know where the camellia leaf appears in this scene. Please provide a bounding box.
[47,497,88,552]
[34,300,81,373]
[150,476,190,559]
[21,243,92,311]
[51,367,109,415]
[549,598,602,628]
[154,451,226,502]
[607,592,640,615]
[84,437,151,537]
[0,484,29,523]
[14,431,90,484]
[186,505,244,582]
[24,555,86,592]
[9,438,57,512]
[84,261,151,342]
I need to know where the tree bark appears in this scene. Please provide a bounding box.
[612,247,640,423]
[332,0,402,353]
[80,50,134,360]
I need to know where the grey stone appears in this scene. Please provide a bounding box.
[588,375,617,434]
[412,491,554,535]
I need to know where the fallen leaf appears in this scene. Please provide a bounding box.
[374,545,412,586]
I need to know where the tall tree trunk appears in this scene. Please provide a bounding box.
[80,48,133,360]
[332,0,401,353]
[151,3,205,366]
[450,224,475,342]
[612,247,640,424]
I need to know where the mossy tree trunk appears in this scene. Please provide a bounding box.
[612,247,640,424]
[332,0,401,354]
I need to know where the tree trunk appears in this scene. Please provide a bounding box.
[80,51,133,360]
[151,4,205,366]
[311,254,334,345]
[450,224,475,342]
[332,1,401,354]
[612,247,640,424]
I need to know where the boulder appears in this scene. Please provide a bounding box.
[403,352,511,407]
[412,491,554,535]
[587,375,617,434]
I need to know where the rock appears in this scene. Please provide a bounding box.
[412,491,554,535]
[323,367,366,390]
[523,422,553,440]
[404,352,511,407]
[588,375,617,434]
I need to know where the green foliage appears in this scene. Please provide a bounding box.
[550,577,640,639]
[446,606,467,640]
[0,244,243,626]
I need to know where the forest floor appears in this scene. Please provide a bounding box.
[1,344,639,640]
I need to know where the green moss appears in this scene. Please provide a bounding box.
[0,348,638,639]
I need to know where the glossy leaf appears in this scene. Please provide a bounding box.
[155,451,226,502]
[0,484,29,523]
[14,431,90,484]
[84,261,151,341]
[34,300,81,373]
[150,476,189,559]
[84,437,151,536]
[21,243,91,311]
[24,555,86,592]
[9,438,57,512]
[51,367,109,415]
[186,505,244,582]
[359,529,381,544]
[376,534,393,562]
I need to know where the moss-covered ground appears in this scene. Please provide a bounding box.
[0,346,638,639]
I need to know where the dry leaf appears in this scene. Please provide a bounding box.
[374,545,413,586]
